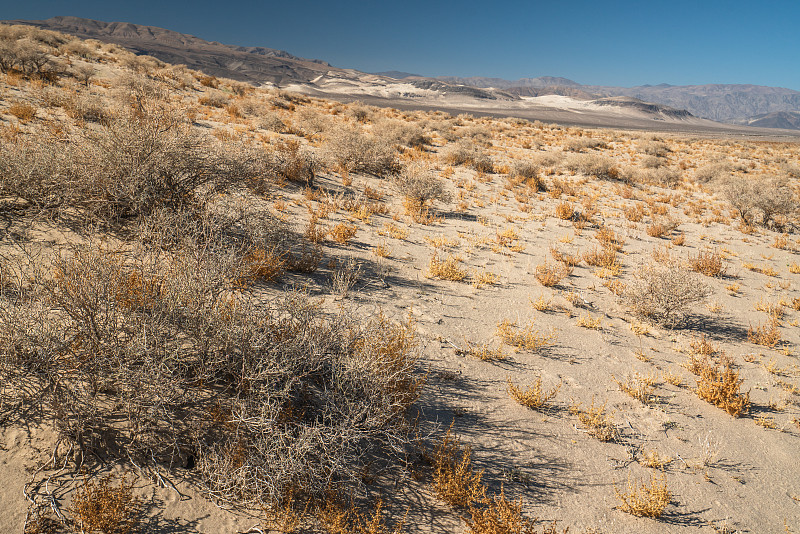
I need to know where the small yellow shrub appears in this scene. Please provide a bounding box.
[9,101,37,122]
[534,262,572,287]
[689,249,725,277]
[614,473,670,518]
[496,319,557,352]
[554,201,574,220]
[747,316,781,347]
[693,357,750,417]
[69,474,141,534]
[614,373,656,404]
[429,425,486,509]
[569,399,616,441]
[507,376,561,410]
[427,254,468,281]
[329,223,358,244]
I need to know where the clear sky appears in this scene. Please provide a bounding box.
[2,0,799,90]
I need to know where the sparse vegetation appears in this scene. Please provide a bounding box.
[1,23,798,533]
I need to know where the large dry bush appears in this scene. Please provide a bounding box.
[393,163,450,212]
[0,107,268,224]
[721,175,796,228]
[323,125,399,176]
[0,237,420,507]
[373,118,430,148]
[623,260,711,328]
[444,139,493,173]
[694,161,738,184]
[266,139,317,188]
[563,153,618,180]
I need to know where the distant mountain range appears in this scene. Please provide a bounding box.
[731,111,800,130]
[431,75,800,125]
[5,17,800,130]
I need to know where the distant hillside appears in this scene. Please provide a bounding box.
[589,83,800,123]
[1,16,333,85]
[733,111,800,130]
[373,71,420,79]
[433,75,800,125]
[437,75,581,89]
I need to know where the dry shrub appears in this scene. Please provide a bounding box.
[549,245,581,267]
[624,204,645,222]
[569,399,616,441]
[565,137,605,152]
[554,201,574,220]
[429,425,486,509]
[689,248,726,277]
[324,125,399,176]
[564,153,618,180]
[507,162,546,192]
[595,227,625,251]
[444,139,493,173]
[576,312,602,329]
[534,262,572,287]
[0,242,420,508]
[393,162,450,216]
[614,373,656,404]
[623,260,711,328]
[0,106,269,225]
[507,377,561,410]
[496,319,557,352]
[722,175,796,228]
[62,92,108,123]
[259,111,286,132]
[640,166,681,187]
[267,139,317,187]
[465,489,539,534]
[640,140,671,157]
[374,118,430,148]
[427,254,468,281]
[472,270,500,289]
[694,161,734,183]
[583,246,618,268]
[691,356,750,416]
[639,450,672,469]
[243,246,286,283]
[9,101,37,121]
[748,315,781,347]
[69,474,141,534]
[315,496,404,534]
[330,257,362,297]
[460,343,507,361]
[198,91,229,108]
[645,221,675,238]
[329,223,358,244]
[641,156,667,169]
[614,473,670,518]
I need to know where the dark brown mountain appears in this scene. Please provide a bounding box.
[1,16,333,85]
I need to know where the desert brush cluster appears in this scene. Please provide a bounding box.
[0,23,799,533]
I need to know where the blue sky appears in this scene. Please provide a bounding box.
[2,0,799,90]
